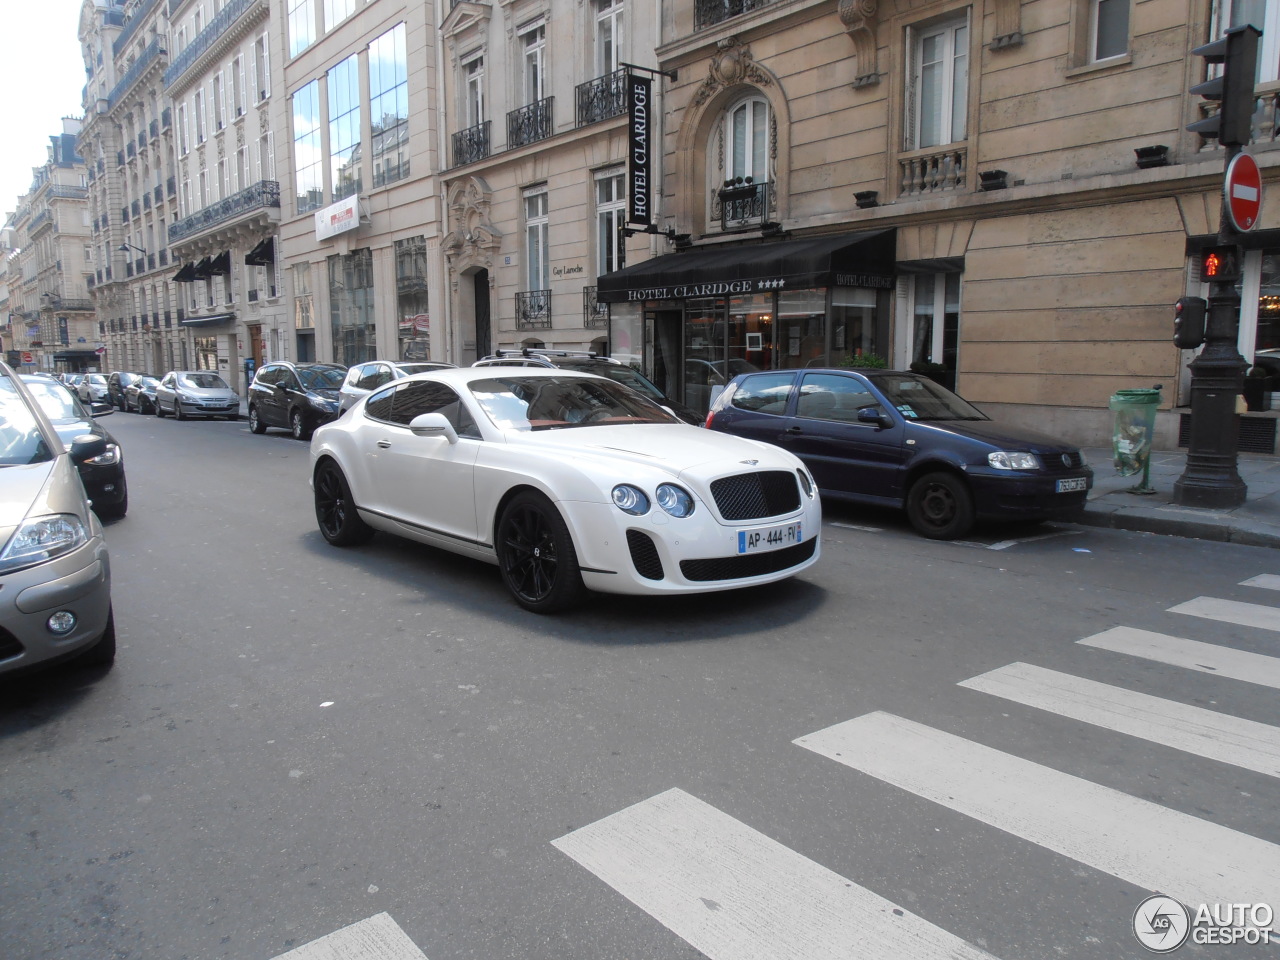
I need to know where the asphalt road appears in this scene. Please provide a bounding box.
[2,409,1278,960]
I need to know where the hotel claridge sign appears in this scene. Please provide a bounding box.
[21,0,1280,452]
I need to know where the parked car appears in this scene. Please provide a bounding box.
[20,375,128,519]
[106,371,144,411]
[310,367,820,612]
[155,371,241,420]
[473,349,702,425]
[78,373,109,405]
[0,361,115,674]
[61,373,86,392]
[124,375,162,414]
[706,368,1093,540]
[338,360,457,412]
[249,361,347,440]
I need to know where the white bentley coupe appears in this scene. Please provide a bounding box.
[310,367,821,612]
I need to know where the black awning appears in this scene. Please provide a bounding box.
[244,237,275,266]
[191,257,213,280]
[596,228,897,304]
[54,350,100,360]
[180,312,236,327]
[172,261,198,283]
[208,251,232,276]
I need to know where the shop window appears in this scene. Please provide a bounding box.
[396,236,430,360]
[896,273,960,391]
[329,248,375,366]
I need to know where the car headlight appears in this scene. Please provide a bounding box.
[796,468,815,498]
[0,514,89,574]
[612,484,650,516]
[655,483,695,518]
[309,395,338,411]
[84,443,120,466]
[988,451,1042,470]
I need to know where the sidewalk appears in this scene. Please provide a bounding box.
[1079,447,1280,548]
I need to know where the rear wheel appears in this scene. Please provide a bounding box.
[496,491,585,613]
[248,405,266,433]
[314,460,373,545]
[906,471,975,540]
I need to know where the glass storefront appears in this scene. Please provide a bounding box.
[328,248,375,366]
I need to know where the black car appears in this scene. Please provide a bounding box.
[472,350,702,425]
[20,375,128,519]
[248,361,347,440]
[706,368,1092,539]
[123,375,161,413]
[106,371,144,411]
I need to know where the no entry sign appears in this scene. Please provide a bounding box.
[1225,151,1262,232]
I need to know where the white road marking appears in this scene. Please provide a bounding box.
[983,530,1081,551]
[828,522,884,533]
[553,787,997,960]
[270,913,427,960]
[958,662,1280,778]
[1168,596,1280,633]
[1241,574,1280,592]
[1078,626,1280,690]
[795,712,1280,909]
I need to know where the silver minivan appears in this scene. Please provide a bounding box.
[0,362,115,674]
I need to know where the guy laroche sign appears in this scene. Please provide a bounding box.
[315,195,360,242]
[627,75,652,226]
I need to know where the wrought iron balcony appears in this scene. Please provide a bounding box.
[108,38,167,108]
[695,0,777,29]
[113,0,161,57]
[165,0,263,90]
[516,289,552,329]
[168,179,279,244]
[508,98,554,149]
[451,121,491,167]
[583,286,608,328]
[49,185,89,200]
[576,69,626,127]
[713,179,771,230]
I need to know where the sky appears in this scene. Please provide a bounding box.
[1,1,90,222]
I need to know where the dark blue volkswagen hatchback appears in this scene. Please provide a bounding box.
[706,368,1093,539]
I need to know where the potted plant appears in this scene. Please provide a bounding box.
[839,353,888,369]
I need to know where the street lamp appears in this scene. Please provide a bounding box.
[118,242,147,255]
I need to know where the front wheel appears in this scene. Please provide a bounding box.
[906,471,975,540]
[248,405,266,434]
[175,400,186,420]
[314,460,374,545]
[79,607,116,668]
[496,491,585,613]
[290,408,312,441]
[155,399,166,418]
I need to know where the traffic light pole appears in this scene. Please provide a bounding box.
[1172,144,1248,508]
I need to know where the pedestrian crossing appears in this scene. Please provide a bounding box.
[555,576,1280,960]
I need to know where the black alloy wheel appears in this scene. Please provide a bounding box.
[496,491,585,613]
[248,405,266,433]
[314,460,373,545]
[906,470,975,540]
[290,408,311,441]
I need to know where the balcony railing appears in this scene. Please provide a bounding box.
[508,97,554,149]
[165,0,262,90]
[168,179,279,244]
[49,185,89,200]
[113,0,162,57]
[451,120,491,167]
[713,179,771,230]
[576,69,626,127]
[898,145,967,197]
[695,0,777,30]
[107,38,167,108]
[516,289,552,329]
[583,286,608,328]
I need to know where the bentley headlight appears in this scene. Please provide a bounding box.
[655,483,694,518]
[611,484,650,516]
[0,514,89,574]
[988,451,1041,471]
[797,468,815,498]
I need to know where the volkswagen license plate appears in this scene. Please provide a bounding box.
[1056,477,1087,493]
[738,522,802,555]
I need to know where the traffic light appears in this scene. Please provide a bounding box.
[1174,296,1207,349]
[1187,24,1261,146]
[1198,245,1241,282]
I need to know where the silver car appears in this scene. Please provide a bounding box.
[155,370,241,420]
[0,362,115,674]
[338,360,457,411]
[78,373,110,405]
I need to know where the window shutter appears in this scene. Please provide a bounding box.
[904,25,919,151]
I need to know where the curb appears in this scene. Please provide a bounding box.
[1077,505,1280,549]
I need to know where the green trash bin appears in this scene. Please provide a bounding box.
[1109,386,1162,493]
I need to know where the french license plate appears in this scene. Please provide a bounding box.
[738,522,802,554]
[1056,477,1088,493]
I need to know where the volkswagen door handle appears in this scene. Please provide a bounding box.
[784,425,803,434]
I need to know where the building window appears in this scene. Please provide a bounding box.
[178,103,190,155]
[370,22,409,188]
[288,0,314,58]
[524,189,549,292]
[908,16,968,150]
[259,131,275,181]
[464,54,485,126]
[328,53,362,201]
[395,236,430,360]
[194,89,207,144]
[1221,0,1278,82]
[521,23,546,104]
[237,146,250,190]
[329,248,375,366]
[896,272,960,392]
[292,80,323,213]
[324,0,356,33]
[213,72,225,130]
[595,0,623,76]
[595,171,625,277]
[294,262,314,329]
[233,56,245,117]
[253,33,270,102]
[1090,0,1129,61]
[727,97,769,183]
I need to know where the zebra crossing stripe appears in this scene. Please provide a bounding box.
[1078,626,1280,690]
[958,662,1280,778]
[553,787,997,960]
[1168,596,1280,632]
[795,712,1280,910]
[270,913,427,960]
[1241,574,1280,591]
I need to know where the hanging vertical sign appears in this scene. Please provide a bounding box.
[627,74,652,226]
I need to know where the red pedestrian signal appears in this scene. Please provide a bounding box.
[1198,246,1240,282]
